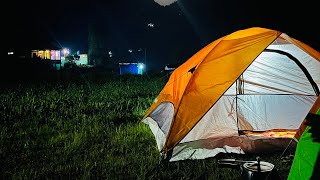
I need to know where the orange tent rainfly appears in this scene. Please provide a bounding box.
[143,27,320,161]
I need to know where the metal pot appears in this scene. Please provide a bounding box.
[218,157,281,180]
[240,161,276,180]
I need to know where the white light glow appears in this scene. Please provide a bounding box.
[154,0,178,6]
[63,48,70,56]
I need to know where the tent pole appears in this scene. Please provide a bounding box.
[236,78,240,136]
[236,75,245,136]
[161,149,173,162]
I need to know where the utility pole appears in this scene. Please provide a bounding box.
[144,48,147,73]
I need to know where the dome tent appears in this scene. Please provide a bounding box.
[142,27,320,162]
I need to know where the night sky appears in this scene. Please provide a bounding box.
[5,0,319,70]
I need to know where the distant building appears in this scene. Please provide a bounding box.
[164,63,179,72]
[119,63,144,75]
[75,54,89,66]
[31,49,89,70]
[31,49,64,70]
[31,49,64,60]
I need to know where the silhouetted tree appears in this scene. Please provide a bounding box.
[88,18,107,66]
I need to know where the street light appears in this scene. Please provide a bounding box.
[63,48,70,57]
[138,48,147,66]
[128,48,147,73]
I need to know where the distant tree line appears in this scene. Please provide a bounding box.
[88,18,119,71]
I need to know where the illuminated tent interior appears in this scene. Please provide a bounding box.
[142,27,320,161]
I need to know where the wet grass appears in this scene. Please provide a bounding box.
[0,70,295,179]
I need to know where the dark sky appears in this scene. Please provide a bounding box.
[5,0,319,70]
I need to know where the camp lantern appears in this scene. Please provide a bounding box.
[142,27,320,162]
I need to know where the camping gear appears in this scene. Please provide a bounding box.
[241,161,278,180]
[287,96,320,180]
[218,157,281,180]
[143,27,320,161]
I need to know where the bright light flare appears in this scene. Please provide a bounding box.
[63,48,70,55]
[139,64,144,69]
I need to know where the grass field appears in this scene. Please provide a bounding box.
[0,69,295,179]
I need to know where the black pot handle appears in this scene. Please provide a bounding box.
[256,157,261,172]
